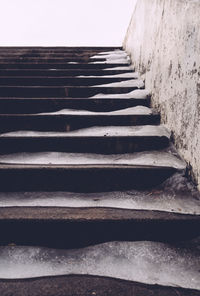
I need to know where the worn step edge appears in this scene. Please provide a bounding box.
[0,125,169,138]
[0,151,185,169]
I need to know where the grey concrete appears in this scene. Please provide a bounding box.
[0,241,199,291]
[0,125,169,138]
[0,151,185,169]
[124,0,200,190]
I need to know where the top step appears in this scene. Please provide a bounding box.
[0,47,123,55]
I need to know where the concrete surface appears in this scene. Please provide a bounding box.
[0,241,199,290]
[124,0,200,190]
[0,125,169,138]
[0,151,185,169]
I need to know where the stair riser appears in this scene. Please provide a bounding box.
[0,87,140,98]
[0,219,199,248]
[0,98,150,113]
[0,115,160,132]
[0,167,176,191]
[0,137,169,153]
[0,77,134,86]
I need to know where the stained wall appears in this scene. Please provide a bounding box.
[124,0,200,189]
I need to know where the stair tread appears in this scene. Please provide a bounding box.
[0,241,199,292]
[0,151,185,170]
[1,206,199,220]
[0,125,169,138]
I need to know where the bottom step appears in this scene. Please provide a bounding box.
[0,240,199,292]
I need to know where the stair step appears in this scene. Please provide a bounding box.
[0,62,130,70]
[0,173,199,215]
[0,85,143,98]
[1,173,199,245]
[0,51,126,57]
[0,241,199,293]
[0,125,169,153]
[0,69,134,77]
[0,151,185,191]
[0,53,129,62]
[0,107,160,132]
[0,97,150,114]
[0,58,129,64]
[0,54,129,63]
[0,76,137,86]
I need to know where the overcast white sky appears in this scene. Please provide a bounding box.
[0,0,135,46]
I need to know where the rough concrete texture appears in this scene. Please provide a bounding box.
[0,125,169,138]
[124,0,200,190]
[0,241,200,290]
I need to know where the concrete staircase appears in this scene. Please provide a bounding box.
[0,47,199,296]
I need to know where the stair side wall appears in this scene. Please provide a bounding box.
[123,0,200,190]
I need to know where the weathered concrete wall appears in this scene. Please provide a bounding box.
[124,0,200,190]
